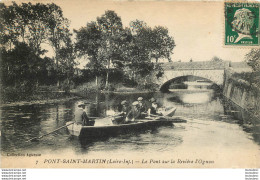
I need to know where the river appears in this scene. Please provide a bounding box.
[1,89,260,165]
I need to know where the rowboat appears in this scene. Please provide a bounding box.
[66,106,178,139]
[66,118,173,138]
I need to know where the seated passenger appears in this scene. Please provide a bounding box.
[125,101,141,123]
[137,97,147,118]
[114,100,130,124]
[148,102,162,117]
[78,103,93,126]
[120,100,130,115]
[148,97,156,109]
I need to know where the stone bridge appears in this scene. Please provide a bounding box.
[157,61,231,90]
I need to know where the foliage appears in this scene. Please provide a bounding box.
[1,3,176,97]
[228,72,260,95]
[0,2,75,90]
[245,49,260,72]
[1,43,45,86]
[211,56,223,62]
[75,11,175,90]
[75,21,104,76]
[129,20,175,63]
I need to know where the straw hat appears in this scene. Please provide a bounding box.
[150,98,156,103]
[137,97,143,101]
[121,100,128,105]
[132,101,139,106]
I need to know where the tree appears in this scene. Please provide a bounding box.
[46,3,71,69]
[129,20,175,63]
[126,20,169,84]
[75,12,174,89]
[0,3,17,50]
[75,21,103,87]
[58,36,76,89]
[97,10,126,88]
[1,42,44,86]
[211,56,223,62]
[1,2,74,88]
[150,26,175,62]
[245,49,260,72]
[0,2,49,55]
[75,11,129,89]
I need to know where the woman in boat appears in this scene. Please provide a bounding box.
[125,101,142,122]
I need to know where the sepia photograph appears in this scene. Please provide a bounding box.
[0,0,259,169]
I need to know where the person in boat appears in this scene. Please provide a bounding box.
[78,103,91,126]
[148,97,156,109]
[148,101,162,117]
[114,100,130,124]
[125,101,142,123]
[150,97,156,103]
[120,100,130,116]
[137,97,147,117]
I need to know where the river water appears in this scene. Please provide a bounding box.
[1,90,260,165]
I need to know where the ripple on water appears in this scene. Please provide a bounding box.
[1,91,259,156]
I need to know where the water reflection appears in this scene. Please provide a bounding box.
[182,92,211,104]
[1,90,259,155]
[222,97,260,144]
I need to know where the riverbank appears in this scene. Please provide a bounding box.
[0,85,81,107]
[71,81,159,94]
[0,95,81,108]
[0,83,154,107]
[223,68,260,119]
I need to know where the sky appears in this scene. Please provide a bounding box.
[3,0,256,66]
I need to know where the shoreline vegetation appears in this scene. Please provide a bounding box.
[1,3,175,107]
[0,82,157,107]
[1,2,259,114]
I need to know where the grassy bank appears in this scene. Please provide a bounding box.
[72,80,159,94]
[0,85,80,107]
[0,79,160,106]
[224,70,260,118]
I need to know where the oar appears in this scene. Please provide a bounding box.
[145,114,187,123]
[26,122,74,142]
[141,112,166,119]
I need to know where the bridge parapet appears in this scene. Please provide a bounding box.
[160,61,230,71]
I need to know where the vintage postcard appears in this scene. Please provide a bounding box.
[0,0,260,169]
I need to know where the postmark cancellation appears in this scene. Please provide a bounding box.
[225,2,260,46]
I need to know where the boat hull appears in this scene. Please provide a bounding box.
[66,120,173,139]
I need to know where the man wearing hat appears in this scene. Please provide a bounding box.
[77,103,90,126]
[120,100,130,114]
[137,97,147,113]
[115,100,131,124]
[125,101,141,122]
[150,97,156,103]
[147,97,156,110]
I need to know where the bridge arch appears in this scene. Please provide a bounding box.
[156,61,228,91]
[160,75,218,91]
[157,69,224,91]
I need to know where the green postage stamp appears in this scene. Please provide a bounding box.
[225,2,260,46]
